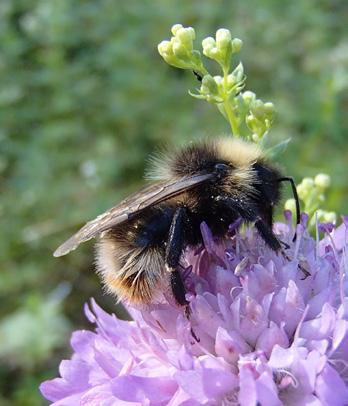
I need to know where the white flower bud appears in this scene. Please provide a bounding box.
[314,173,331,189]
[231,38,243,53]
[172,38,187,59]
[202,37,216,57]
[250,99,265,119]
[216,28,231,49]
[171,24,183,36]
[264,102,275,114]
[176,27,195,48]
[158,40,172,57]
[297,177,315,201]
[297,184,308,200]
[301,177,315,188]
[242,91,256,104]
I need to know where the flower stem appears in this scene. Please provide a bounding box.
[222,67,240,137]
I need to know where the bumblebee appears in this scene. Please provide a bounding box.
[54,138,300,306]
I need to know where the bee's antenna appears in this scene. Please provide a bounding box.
[278,177,300,241]
[192,70,203,82]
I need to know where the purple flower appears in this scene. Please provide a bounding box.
[41,214,348,405]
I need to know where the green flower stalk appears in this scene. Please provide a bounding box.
[158,24,274,143]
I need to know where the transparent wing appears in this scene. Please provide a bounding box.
[54,173,214,257]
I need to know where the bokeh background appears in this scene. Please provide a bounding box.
[1,0,347,404]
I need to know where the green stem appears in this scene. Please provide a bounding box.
[222,67,239,137]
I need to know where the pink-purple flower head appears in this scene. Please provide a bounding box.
[41,214,348,405]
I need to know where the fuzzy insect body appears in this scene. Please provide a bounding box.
[55,138,298,305]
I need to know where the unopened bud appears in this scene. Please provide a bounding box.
[231,38,243,53]
[158,40,172,57]
[216,28,232,49]
[242,91,256,104]
[171,24,183,36]
[176,26,195,48]
[172,38,188,59]
[202,37,217,59]
[251,99,265,119]
[314,173,331,189]
[264,102,275,114]
[301,177,314,189]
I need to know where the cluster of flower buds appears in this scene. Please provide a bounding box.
[285,173,336,226]
[202,28,242,71]
[190,62,245,104]
[158,24,277,144]
[157,24,206,74]
[241,91,275,142]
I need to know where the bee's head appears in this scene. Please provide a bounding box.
[147,137,262,184]
[214,138,262,194]
[215,138,261,169]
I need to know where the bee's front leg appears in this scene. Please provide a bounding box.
[165,206,189,306]
[165,206,201,343]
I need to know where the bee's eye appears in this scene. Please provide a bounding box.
[214,163,230,173]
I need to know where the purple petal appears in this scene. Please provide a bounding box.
[215,327,250,364]
[255,371,281,406]
[268,345,294,369]
[256,322,289,357]
[315,364,348,405]
[239,363,257,406]
[112,375,177,405]
[175,368,237,403]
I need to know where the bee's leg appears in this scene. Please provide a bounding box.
[255,219,310,277]
[169,269,188,306]
[166,206,201,343]
[218,195,282,251]
[165,206,189,306]
[277,177,301,241]
[279,240,291,250]
[254,219,282,251]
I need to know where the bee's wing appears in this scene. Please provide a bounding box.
[53,173,214,257]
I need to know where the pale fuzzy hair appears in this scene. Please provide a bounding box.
[95,236,167,304]
[215,137,262,168]
[146,137,262,181]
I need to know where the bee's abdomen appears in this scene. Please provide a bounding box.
[95,223,167,305]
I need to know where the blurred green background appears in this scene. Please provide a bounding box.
[0,0,347,404]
